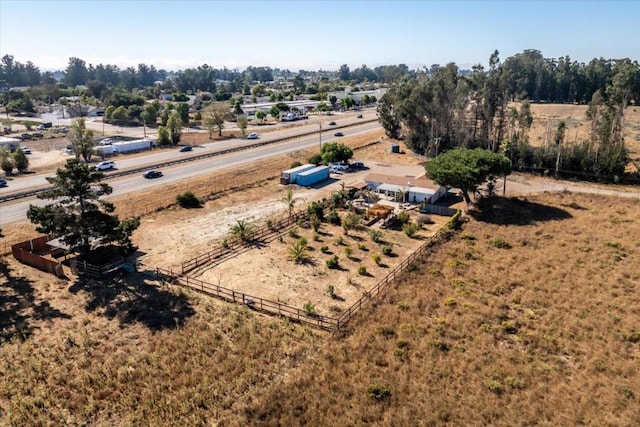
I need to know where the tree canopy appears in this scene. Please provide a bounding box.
[69,118,95,162]
[425,148,511,205]
[26,159,139,256]
[320,142,353,165]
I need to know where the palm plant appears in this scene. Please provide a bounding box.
[281,188,298,218]
[288,239,309,264]
[230,219,254,241]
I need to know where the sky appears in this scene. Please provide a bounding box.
[0,0,638,72]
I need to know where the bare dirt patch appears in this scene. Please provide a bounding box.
[194,212,450,316]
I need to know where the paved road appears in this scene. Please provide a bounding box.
[0,121,381,225]
[0,116,377,195]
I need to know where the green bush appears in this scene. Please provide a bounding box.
[357,265,367,275]
[326,284,337,299]
[326,209,341,225]
[382,245,393,256]
[312,232,320,241]
[290,160,302,168]
[358,243,367,251]
[397,211,410,224]
[320,245,329,253]
[303,301,317,316]
[326,255,339,269]
[492,237,512,249]
[176,191,202,208]
[372,253,382,265]
[344,246,353,257]
[288,227,299,238]
[402,222,420,238]
[366,383,390,401]
[369,229,383,243]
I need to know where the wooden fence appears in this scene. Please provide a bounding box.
[180,210,309,274]
[70,257,131,277]
[12,235,64,278]
[166,210,461,332]
[157,268,339,331]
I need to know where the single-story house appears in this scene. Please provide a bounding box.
[363,173,447,204]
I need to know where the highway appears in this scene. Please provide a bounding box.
[0,120,381,225]
[0,115,375,195]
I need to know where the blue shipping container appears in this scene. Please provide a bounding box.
[295,166,330,187]
[281,163,316,184]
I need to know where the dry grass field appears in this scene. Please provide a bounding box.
[1,192,639,425]
[1,106,640,425]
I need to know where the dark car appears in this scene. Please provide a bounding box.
[350,161,365,169]
[21,133,33,140]
[143,170,163,179]
[32,132,43,138]
[179,145,193,152]
[0,178,7,187]
[328,121,336,125]
[356,114,363,119]
[334,132,344,137]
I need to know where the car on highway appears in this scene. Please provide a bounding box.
[356,114,363,119]
[0,178,7,187]
[20,147,32,154]
[96,161,115,171]
[143,169,163,179]
[247,133,259,139]
[179,145,193,152]
[328,121,336,125]
[334,132,344,137]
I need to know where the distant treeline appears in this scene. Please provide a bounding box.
[1,50,638,105]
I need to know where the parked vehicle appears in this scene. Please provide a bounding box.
[99,138,113,146]
[143,169,163,179]
[179,145,193,152]
[330,162,349,171]
[20,147,31,154]
[334,132,344,137]
[37,122,52,130]
[356,114,363,119]
[31,133,43,138]
[0,178,7,187]
[328,121,336,126]
[247,133,259,139]
[350,161,365,169]
[21,133,33,140]
[96,161,115,171]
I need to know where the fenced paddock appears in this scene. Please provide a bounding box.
[157,268,339,331]
[164,211,461,332]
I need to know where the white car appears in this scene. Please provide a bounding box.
[247,133,259,140]
[330,162,349,171]
[20,147,32,154]
[96,161,115,171]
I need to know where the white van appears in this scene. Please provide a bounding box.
[96,161,115,171]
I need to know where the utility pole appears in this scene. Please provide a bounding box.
[319,123,322,150]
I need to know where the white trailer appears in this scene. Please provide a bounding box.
[111,138,155,154]
[94,144,115,156]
